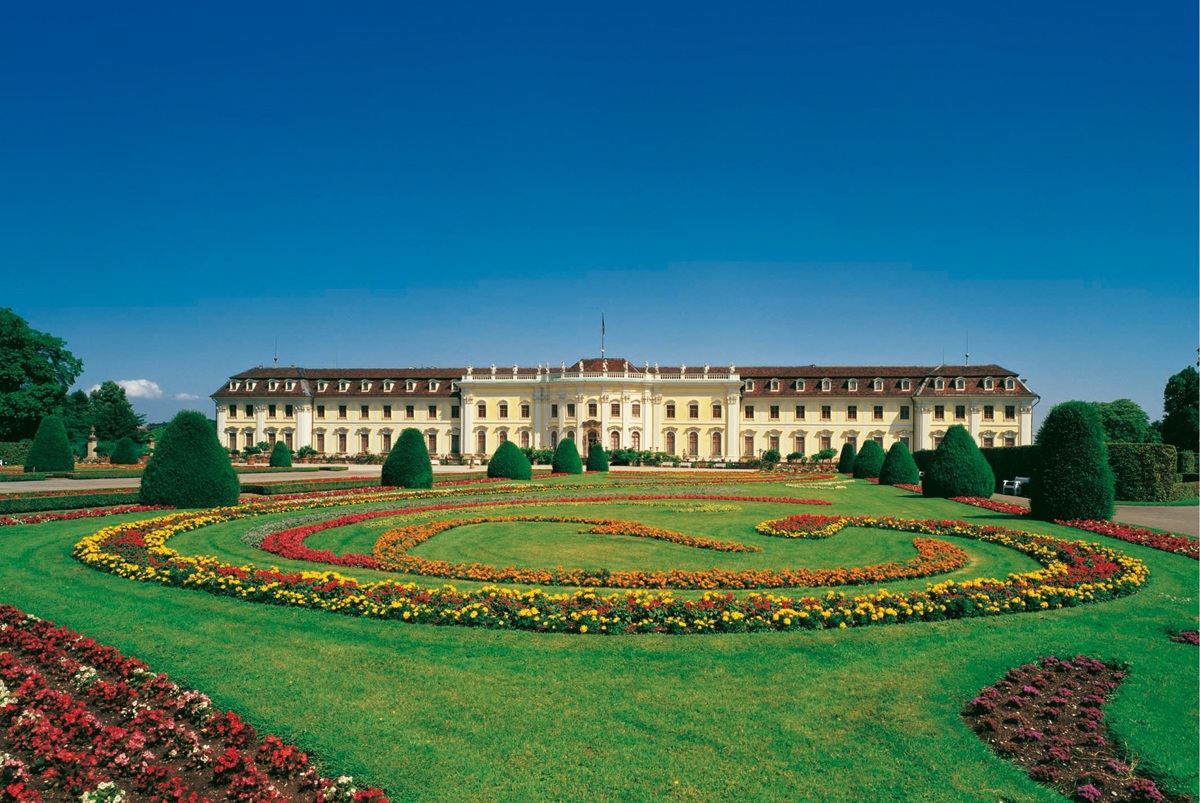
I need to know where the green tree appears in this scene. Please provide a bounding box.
[487,441,532,480]
[762,448,781,468]
[269,440,292,467]
[23,415,74,472]
[878,442,921,486]
[922,425,994,498]
[0,308,83,441]
[586,443,609,472]
[1161,366,1199,453]
[1092,399,1151,443]
[851,440,885,479]
[89,380,145,442]
[57,389,92,446]
[1029,401,1114,522]
[836,442,856,474]
[551,437,583,474]
[139,411,241,507]
[108,436,140,465]
[381,428,433,489]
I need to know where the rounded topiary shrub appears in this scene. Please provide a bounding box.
[1030,401,1115,521]
[836,442,857,474]
[851,440,885,479]
[587,443,609,472]
[878,442,921,486]
[381,428,433,489]
[140,411,240,507]
[24,415,74,473]
[487,440,532,480]
[269,440,293,468]
[551,437,583,474]
[109,436,140,466]
[922,425,995,498]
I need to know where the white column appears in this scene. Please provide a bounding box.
[620,392,631,448]
[726,393,741,460]
[969,404,981,444]
[215,403,228,438]
[643,389,655,452]
[531,387,542,449]
[599,389,609,449]
[254,404,266,445]
[915,406,930,451]
[296,404,313,449]
[460,393,474,455]
[1019,404,1034,446]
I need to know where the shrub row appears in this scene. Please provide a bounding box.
[0,472,44,482]
[0,490,141,514]
[242,479,378,495]
[979,443,1179,503]
[0,440,33,465]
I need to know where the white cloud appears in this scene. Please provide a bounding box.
[174,392,200,400]
[116,379,165,399]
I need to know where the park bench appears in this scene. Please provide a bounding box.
[1002,476,1030,496]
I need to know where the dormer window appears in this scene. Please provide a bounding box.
[768,379,780,392]
[338,380,350,392]
[1005,377,1015,391]
[268,381,278,392]
[383,380,394,392]
[934,378,945,390]
[954,377,965,391]
[247,381,257,391]
[795,379,805,391]
[847,379,858,391]
[317,381,328,392]
[983,377,994,391]
[429,380,439,392]
[285,380,295,391]
[744,379,755,392]
[900,379,911,392]
[228,381,239,391]
[873,378,883,392]
[406,380,417,392]
[361,380,371,392]
[449,381,458,392]
[821,378,831,392]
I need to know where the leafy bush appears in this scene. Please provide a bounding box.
[0,440,32,466]
[139,411,241,508]
[108,437,140,466]
[912,449,936,475]
[551,438,583,474]
[836,443,856,474]
[586,443,609,472]
[269,440,293,468]
[24,416,74,473]
[296,445,318,459]
[1105,443,1176,502]
[812,447,837,463]
[521,447,554,466]
[1030,401,1114,521]
[922,425,995,498]
[381,428,433,489]
[979,445,1040,493]
[851,440,885,479]
[786,451,805,462]
[1172,481,1199,500]
[1179,450,1198,474]
[762,449,781,467]
[488,441,532,480]
[878,442,920,486]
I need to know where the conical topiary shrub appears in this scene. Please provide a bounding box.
[878,442,921,486]
[109,436,140,466]
[1030,401,1115,522]
[922,425,994,498]
[269,440,292,468]
[487,440,532,480]
[851,440,885,479]
[586,443,609,472]
[381,428,433,489]
[836,442,857,474]
[24,415,74,473]
[140,410,240,507]
[551,437,583,474]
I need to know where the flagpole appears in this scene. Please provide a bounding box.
[601,313,605,359]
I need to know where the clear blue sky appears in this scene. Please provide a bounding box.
[2,1,1195,426]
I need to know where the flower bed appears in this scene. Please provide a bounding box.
[949,496,1031,516]
[755,514,852,539]
[0,490,143,515]
[0,504,171,527]
[963,655,1185,802]
[1054,519,1199,561]
[72,499,1148,635]
[0,603,388,802]
[1170,630,1198,646]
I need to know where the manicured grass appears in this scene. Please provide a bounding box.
[0,478,1195,802]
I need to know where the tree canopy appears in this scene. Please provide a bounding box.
[1092,399,1152,443]
[1161,366,1199,453]
[89,380,145,442]
[0,309,83,441]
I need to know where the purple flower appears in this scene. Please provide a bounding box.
[1128,778,1164,802]
[1073,784,1102,803]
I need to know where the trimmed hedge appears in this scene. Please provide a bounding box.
[1179,450,1198,474]
[0,473,44,482]
[381,428,433,489]
[487,441,533,480]
[979,445,1040,494]
[551,438,583,474]
[878,442,920,486]
[0,441,32,466]
[836,443,856,474]
[140,411,241,508]
[1030,401,1114,522]
[24,416,74,473]
[1106,443,1176,502]
[0,490,140,514]
[269,441,293,468]
[851,440,885,479]
[587,443,609,472]
[912,449,935,475]
[241,479,377,495]
[109,437,140,466]
[923,425,995,498]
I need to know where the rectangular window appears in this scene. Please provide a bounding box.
[900,435,910,449]
[899,406,910,420]
[983,405,994,421]
[769,405,780,421]
[1003,434,1016,447]
[632,403,641,418]
[382,432,392,452]
[873,434,884,446]
[821,405,831,421]
[955,405,966,420]
[872,405,883,421]
[820,435,831,451]
[934,405,945,421]
[768,435,779,451]
[268,404,277,418]
[316,405,325,419]
[522,403,531,418]
[427,433,437,453]
[744,405,754,420]
[228,404,236,417]
[337,433,347,452]
[499,404,508,419]
[1004,405,1016,420]
[285,404,293,417]
[688,403,699,419]
[795,405,806,420]
[405,405,415,420]
[360,433,370,453]
[847,405,857,421]
[587,402,598,417]
[382,405,392,419]
[665,403,676,419]
[451,405,460,418]
[982,435,994,448]
[245,405,253,417]
[338,405,347,420]
[611,402,620,417]
[743,434,754,457]
[315,433,325,452]
[360,405,370,419]
[794,435,805,454]
[712,404,722,419]
[429,405,438,419]
[551,404,559,418]
[567,403,576,417]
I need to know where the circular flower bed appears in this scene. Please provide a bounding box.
[71,491,1149,635]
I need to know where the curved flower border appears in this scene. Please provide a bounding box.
[72,495,1148,635]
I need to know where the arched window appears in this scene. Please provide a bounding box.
[498,430,508,443]
[665,431,675,454]
[566,429,575,440]
[476,430,486,453]
[984,377,994,390]
[426,432,436,453]
[610,431,620,450]
[477,402,487,418]
[743,433,754,457]
[1005,378,1015,391]
[550,430,558,448]
[519,431,530,448]
[848,379,858,391]
[934,378,945,390]
[711,431,722,456]
[687,432,699,456]
[821,378,831,392]
[954,378,965,391]
[631,431,640,450]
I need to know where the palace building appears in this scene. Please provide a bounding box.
[211,359,1038,459]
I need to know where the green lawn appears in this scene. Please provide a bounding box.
[1,477,1196,802]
